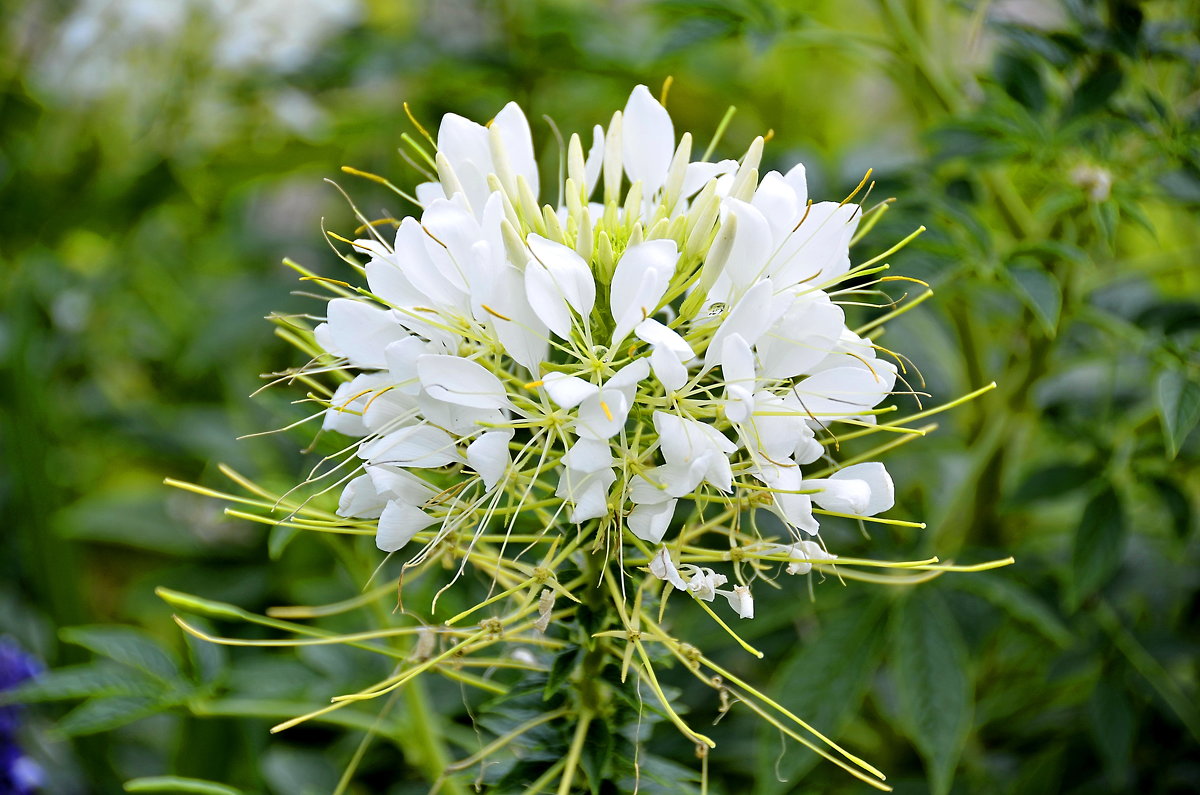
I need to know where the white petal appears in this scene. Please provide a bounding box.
[575,389,630,440]
[524,260,573,338]
[756,291,845,379]
[650,344,688,391]
[628,499,677,544]
[376,501,438,552]
[326,298,409,369]
[361,425,463,468]
[783,162,808,207]
[556,466,616,522]
[324,373,391,437]
[383,337,428,394]
[654,411,735,467]
[562,437,613,474]
[528,235,595,313]
[635,318,694,361]
[757,465,820,535]
[337,474,386,519]
[770,201,859,288]
[467,430,513,490]
[628,471,673,505]
[720,199,774,291]
[367,465,437,505]
[682,159,737,198]
[415,181,445,206]
[806,477,872,514]
[831,462,894,515]
[791,363,897,421]
[492,102,538,195]
[485,264,548,376]
[417,354,512,410]
[542,372,599,408]
[702,277,777,371]
[607,357,651,399]
[525,234,596,337]
[622,84,674,195]
[750,171,801,244]
[721,333,757,423]
[609,239,678,346]
[436,112,492,211]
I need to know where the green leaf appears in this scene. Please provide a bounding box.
[891,590,972,795]
[581,718,613,795]
[756,598,886,791]
[124,776,245,795]
[59,626,182,683]
[0,662,159,704]
[57,695,171,737]
[1156,369,1200,458]
[1010,264,1062,335]
[1151,476,1193,539]
[1087,678,1134,788]
[952,576,1072,648]
[268,523,301,560]
[1011,460,1096,503]
[1070,486,1127,607]
[544,645,582,700]
[1066,55,1123,118]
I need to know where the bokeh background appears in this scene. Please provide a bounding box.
[2,0,1198,793]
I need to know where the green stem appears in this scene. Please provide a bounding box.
[556,710,593,795]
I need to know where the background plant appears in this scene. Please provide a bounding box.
[1,0,1197,793]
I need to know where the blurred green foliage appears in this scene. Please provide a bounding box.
[2,0,1198,792]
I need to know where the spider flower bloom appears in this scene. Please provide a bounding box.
[316,85,899,618]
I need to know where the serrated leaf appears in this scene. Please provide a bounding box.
[57,695,171,737]
[891,590,972,795]
[1156,369,1200,459]
[1010,265,1062,335]
[0,662,159,704]
[124,776,244,795]
[60,626,182,683]
[544,645,582,700]
[581,718,613,795]
[952,576,1072,648]
[757,599,886,791]
[1071,486,1127,607]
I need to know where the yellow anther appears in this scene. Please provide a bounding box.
[300,275,352,288]
[524,379,544,388]
[403,101,434,143]
[600,401,614,422]
[482,304,512,321]
[881,275,931,287]
[660,75,675,106]
[763,128,775,143]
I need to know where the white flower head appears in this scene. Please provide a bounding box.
[307,85,910,620]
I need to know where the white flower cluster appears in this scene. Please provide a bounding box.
[316,86,900,618]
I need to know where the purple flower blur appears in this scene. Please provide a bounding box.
[0,639,43,795]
